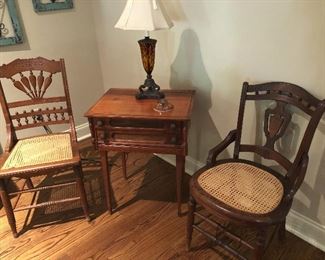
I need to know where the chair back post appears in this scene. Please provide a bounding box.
[233,82,249,159]
[59,58,77,142]
[287,99,325,190]
[0,80,17,152]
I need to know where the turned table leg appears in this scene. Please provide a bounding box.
[176,155,185,216]
[100,150,113,214]
[121,152,127,179]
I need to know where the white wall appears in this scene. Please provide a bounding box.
[91,0,325,250]
[0,0,104,146]
[0,0,324,251]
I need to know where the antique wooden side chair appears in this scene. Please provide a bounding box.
[187,82,325,259]
[0,57,90,237]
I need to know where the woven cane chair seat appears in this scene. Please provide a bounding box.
[197,162,284,214]
[1,134,73,170]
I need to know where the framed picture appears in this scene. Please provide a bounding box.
[32,0,73,12]
[0,0,23,46]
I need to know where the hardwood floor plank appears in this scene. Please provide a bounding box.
[0,140,324,260]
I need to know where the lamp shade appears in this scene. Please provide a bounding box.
[115,0,173,31]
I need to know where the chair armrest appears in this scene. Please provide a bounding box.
[206,129,237,166]
[285,152,309,201]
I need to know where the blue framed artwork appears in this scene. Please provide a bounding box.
[0,0,23,46]
[32,0,73,12]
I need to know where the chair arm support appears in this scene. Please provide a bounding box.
[206,129,237,166]
[285,152,309,202]
[4,123,17,153]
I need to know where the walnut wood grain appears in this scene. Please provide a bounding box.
[0,140,324,260]
[85,89,195,120]
[85,88,195,216]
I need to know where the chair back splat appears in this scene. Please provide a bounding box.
[233,82,325,195]
[0,57,77,152]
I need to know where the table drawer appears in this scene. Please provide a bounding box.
[92,118,183,146]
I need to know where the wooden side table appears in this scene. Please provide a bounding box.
[85,88,195,216]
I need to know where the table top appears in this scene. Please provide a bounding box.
[85,88,195,121]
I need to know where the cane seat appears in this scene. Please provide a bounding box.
[2,134,73,171]
[197,162,284,214]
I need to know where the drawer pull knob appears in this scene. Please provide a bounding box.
[171,137,177,144]
[170,123,176,129]
[97,120,103,126]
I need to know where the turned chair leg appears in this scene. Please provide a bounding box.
[187,195,196,251]
[0,179,18,238]
[74,164,91,221]
[255,227,266,260]
[278,220,286,242]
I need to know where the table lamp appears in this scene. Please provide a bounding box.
[115,0,173,100]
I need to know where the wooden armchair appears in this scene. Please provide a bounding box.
[187,82,325,259]
[0,57,90,237]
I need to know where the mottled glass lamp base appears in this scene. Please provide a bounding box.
[136,36,165,100]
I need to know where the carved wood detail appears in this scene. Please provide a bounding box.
[10,70,53,98]
[11,106,69,128]
[0,57,61,77]
[245,82,320,116]
[264,101,291,149]
[0,58,75,134]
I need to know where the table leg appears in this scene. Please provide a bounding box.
[121,152,127,179]
[100,150,113,214]
[176,155,185,216]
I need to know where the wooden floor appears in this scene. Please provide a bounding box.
[0,141,324,260]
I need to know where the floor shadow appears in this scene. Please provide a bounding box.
[0,177,28,213]
[19,172,103,234]
[15,144,190,235]
[114,155,190,213]
[17,147,120,234]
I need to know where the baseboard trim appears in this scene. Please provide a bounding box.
[286,209,325,252]
[155,153,325,252]
[71,122,91,141]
